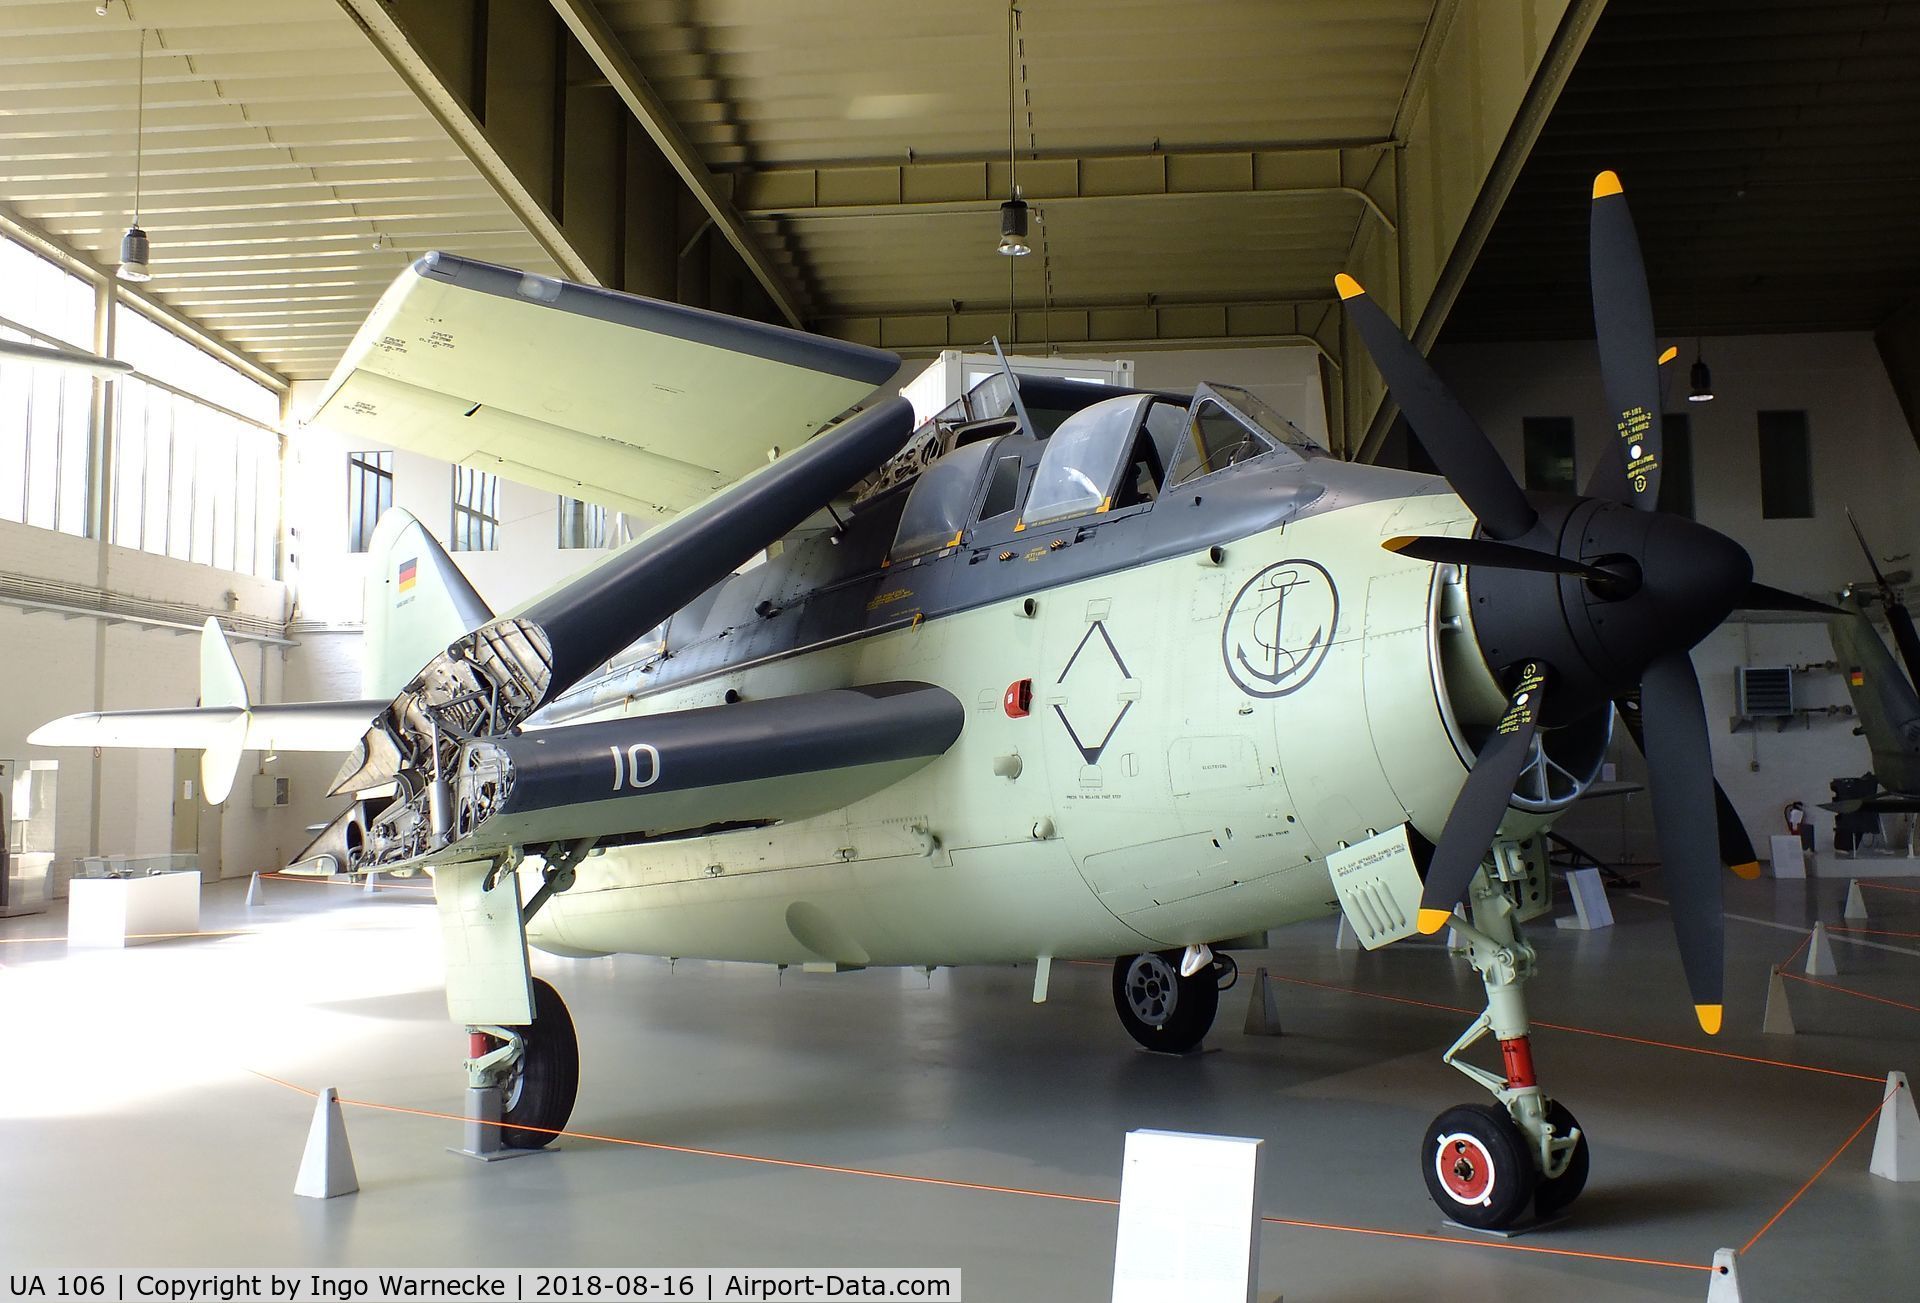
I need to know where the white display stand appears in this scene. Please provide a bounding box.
[67,871,201,947]
[1112,1130,1264,1303]
[1554,867,1614,930]
[1769,835,1806,879]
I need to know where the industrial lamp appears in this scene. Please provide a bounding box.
[117,29,151,282]
[1687,342,1714,403]
[998,198,1031,257]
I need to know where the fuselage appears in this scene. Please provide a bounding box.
[518,435,1545,969]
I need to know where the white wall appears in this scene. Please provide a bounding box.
[1428,331,1920,860]
[0,516,291,889]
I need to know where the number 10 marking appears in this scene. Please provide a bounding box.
[610,743,661,791]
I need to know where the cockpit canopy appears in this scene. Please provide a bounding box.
[887,375,1320,562]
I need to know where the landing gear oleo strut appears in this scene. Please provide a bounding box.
[455,843,590,1155]
[1422,852,1588,1230]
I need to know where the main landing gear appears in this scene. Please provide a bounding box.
[461,845,589,1152]
[1111,948,1235,1053]
[1422,860,1589,1230]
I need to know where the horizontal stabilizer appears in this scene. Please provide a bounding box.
[31,701,384,754]
[309,253,899,518]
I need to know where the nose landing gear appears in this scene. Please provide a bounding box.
[1421,858,1589,1231]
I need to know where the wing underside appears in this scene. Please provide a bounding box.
[308,253,899,519]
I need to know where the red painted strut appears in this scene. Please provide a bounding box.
[1499,1034,1537,1088]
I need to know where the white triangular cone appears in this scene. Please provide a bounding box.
[294,1086,359,1199]
[246,872,262,907]
[1844,879,1869,920]
[1870,1071,1919,1182]
[1706,1249,1744,1302]
[1334,914,1359,950]
[1762,967,1795,1035]
[1243,967,1282,1036]
[1805,922,1838,977]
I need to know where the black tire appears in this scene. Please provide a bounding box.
[499,977,579,1149]
[1111,951,1220,1054]
[1533,1100,1590,1219]
[1421,1103,1536,1230]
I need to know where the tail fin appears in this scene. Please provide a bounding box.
[197,618,252,805]
[1831,593,1920,776]
[362,508,492,698]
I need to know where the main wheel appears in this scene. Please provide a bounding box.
[1533,1100,1590,1219]
[499,977,579,1149]
[1111,951,1219,1053]
[1421,1103,1536,1230]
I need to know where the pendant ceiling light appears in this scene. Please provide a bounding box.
[997,6,1029,256]
[118,27,151,283]
[1687,340,1714,403]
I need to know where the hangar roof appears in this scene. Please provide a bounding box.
[1443,0,1920,342]
[0,0,560,381]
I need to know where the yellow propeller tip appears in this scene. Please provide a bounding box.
[1335,273,1365,300]
[1659,345,1679,366]
[1731,860,1762,881]
[1593,170,1624,198]
[1695,1004,1723,1035]
[1384,535,1415,552]
[1417,908,1453,935]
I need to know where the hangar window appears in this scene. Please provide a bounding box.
[1522,417,1576,493]
[1021,393,1156,528]
[1758,410,1814,519]
[1658,414,1694,519]
[558,496,613,549]
[109,306,281,577]
[0,237,95,539]
[348,452,393,553]
[890,436,1006,562]
[451,466,500,551]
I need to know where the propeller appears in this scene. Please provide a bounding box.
[1335,275,1535,540]
[1846,508,1920,685]
[1587,170,1663,509]
[1338,168,1819,1034]
[1416,663,1548,933]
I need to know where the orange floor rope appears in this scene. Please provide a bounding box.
[1780,971,1920,1015]
[251,1070,1707,1276]
[1857,880,1920,895]
[1780,929,1814,969]
[1740,1080,1904,1254]
[1259,1216,1710,1274]
[1264,971,1885,1084]
[1829,924,1920,940]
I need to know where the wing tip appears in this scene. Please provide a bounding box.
[1334,273,1365,301]
[1593,170,1624,199]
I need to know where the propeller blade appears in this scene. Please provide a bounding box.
[1336,275,1536,541]
[1638,652,1726,1033]
[1385,534,1619,586]
[1417,662,1549,931]
[1846,509,1920,687]
[1615,690,1758,879]
[1714,786,1762,880]
[1588,171,1663,510]
[1739,583,1843,616]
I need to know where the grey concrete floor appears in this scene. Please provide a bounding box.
[2,870,1917,1302]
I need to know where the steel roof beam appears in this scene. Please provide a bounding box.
[545,0,805,327]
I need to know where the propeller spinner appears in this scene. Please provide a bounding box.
[1339,170,1823,1035]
